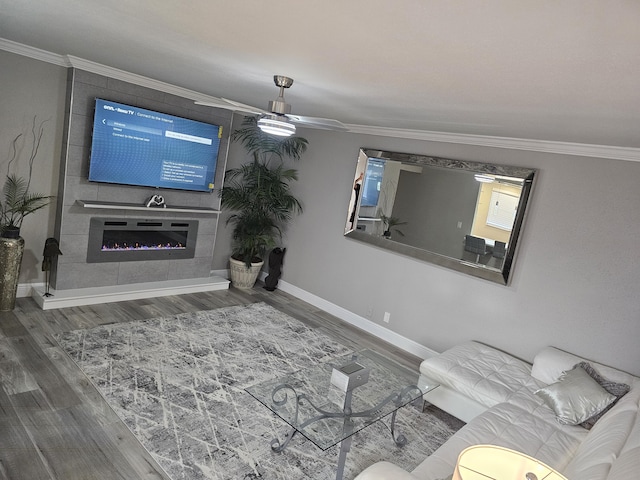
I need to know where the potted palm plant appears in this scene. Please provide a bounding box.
[1,118,52,310]
[1,174,51,237]
[221,117,308,289]
[379,212,407,239]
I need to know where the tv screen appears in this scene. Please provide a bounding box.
[361,158,385,206]
[89,99,222,192]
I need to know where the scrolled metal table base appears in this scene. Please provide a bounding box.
[269,382,423,480]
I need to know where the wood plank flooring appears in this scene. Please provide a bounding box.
[0,285,422,480]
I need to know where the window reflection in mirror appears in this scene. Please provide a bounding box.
[344,148,536,285]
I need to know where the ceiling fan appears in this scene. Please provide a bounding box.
[195,75,347,136]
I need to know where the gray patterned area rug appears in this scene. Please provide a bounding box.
[55,302,463,480]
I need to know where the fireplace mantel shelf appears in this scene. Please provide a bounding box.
[76,200,220,215]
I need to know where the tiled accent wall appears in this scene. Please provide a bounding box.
[52,69,233,290]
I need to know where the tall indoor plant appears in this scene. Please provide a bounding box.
[1,118,52,310]
[221,116,308,289]
[379,212,407,239]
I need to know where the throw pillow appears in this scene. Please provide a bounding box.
[535,365,616,425]
[575,361,630,429]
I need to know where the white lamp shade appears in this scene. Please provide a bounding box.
[452,445,568,480]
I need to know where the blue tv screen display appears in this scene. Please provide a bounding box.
[361,158,385,206]
[89,99,222,192]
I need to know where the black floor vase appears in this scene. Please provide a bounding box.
[264,247,286,291]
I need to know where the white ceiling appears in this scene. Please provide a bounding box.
[1,1,639,148]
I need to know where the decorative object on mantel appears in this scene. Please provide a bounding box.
[264,247,286,291]
[221,116,307,289]
[42,237,62,297]
[145,194,166,208]
[0,117,53,311]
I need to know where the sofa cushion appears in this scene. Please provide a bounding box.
[561,386,640,480]
[411,402,587,480]
[420,341,538,409]
[535,366,616,425]
[531,347,636,387]
[604,406,640,480]
[577,362,631,429]
[354,461,420,480]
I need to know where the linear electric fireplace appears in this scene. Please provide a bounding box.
[87,217,198,263]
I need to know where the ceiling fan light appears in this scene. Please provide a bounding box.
[257,115,296,137]
[474,174,495,183]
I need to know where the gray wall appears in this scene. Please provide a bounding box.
[0,50,67,282]
[3,51,638,377]
[214,128,640,377]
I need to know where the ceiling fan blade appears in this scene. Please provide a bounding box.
[220,98,270,115]
[286,114,348,131]
[194,98,267,115]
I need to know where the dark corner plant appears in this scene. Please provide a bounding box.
[1,117,53,236]
[379,212,407,238]
[221,116,308,267]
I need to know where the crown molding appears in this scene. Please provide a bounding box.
[0,37,70,66]
[345,125,640,162]
[2,38,639,163]
[64,55,219,104]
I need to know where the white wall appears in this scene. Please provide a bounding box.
[214,127,640,377]
[0,51,67,282]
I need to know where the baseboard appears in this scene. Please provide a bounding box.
[275,278,437,360]
[17,282,44,298]
[31,276,230,310]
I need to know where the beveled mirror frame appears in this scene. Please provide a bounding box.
[344,148,536,285]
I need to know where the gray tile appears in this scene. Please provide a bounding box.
[117,261,170,285]
[106,78,164,103]
[63,175,99,205]
[59,207,93,235]
[71,82,110,115]
[68,113,91,147]
[55,262,120,290]
[167,258,211,280]
[194,234,214,258]
[65,144,89,177]
[57,234,89,264]
[196,217,218,235]
[73,69,108,89]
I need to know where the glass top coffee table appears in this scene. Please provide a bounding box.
[245,349,439,480]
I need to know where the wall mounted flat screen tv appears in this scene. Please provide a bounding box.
[361,158,385,206]
[89,99,222,192]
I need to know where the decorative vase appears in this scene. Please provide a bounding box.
[264,247,286,291]
[229,257,264,289]
[0,233,25,311]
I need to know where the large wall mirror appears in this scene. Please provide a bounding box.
[344,148,536,285]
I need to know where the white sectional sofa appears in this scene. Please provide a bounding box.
[355,341,640,480]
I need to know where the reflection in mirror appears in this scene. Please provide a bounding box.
[344,148,536,285]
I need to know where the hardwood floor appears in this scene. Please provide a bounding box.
[0,285,422,479]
